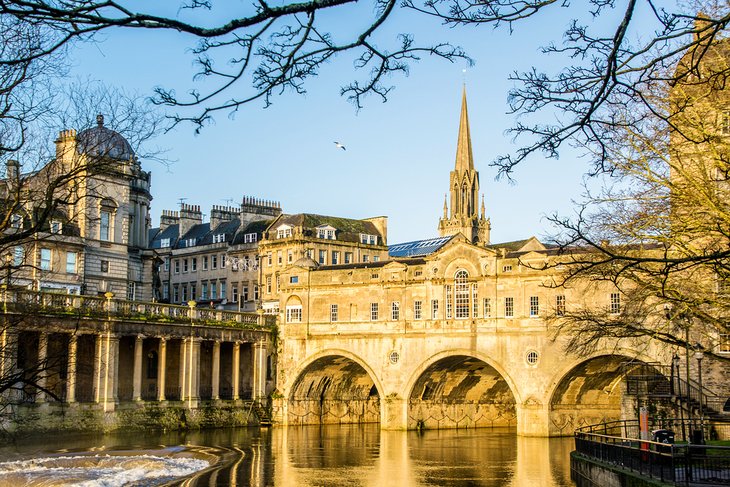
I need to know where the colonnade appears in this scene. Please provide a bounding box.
[1,328,270,410]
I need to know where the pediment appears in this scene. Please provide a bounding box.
[516,236,546,252]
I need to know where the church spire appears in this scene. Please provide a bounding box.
[454,85,474,173]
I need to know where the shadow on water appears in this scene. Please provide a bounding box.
[0,425,577,486]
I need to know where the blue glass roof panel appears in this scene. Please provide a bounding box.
[388,236,452,258]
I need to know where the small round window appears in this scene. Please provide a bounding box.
[389,351,400,364]
[526,350,539,366]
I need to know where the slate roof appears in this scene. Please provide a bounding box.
[232,219,273,245]
[319,258,427,271]
[388,236,453,258]
[272,213,384,244]
[177,223,211,248]
[148,224,179,250]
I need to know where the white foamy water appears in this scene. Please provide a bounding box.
[0,453,210,486]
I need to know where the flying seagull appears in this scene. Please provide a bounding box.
[334,141,346,151]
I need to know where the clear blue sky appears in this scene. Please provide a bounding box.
[65,4,621,245]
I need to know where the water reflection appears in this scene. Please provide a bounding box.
[0,425,576,486]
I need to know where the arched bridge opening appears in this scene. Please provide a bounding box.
[549,355,667,436]
[287,355,380,425]
[408,355,516,429]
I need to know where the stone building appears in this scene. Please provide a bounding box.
[2,115,153,300]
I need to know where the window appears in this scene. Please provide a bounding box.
[243,285,249,302]
[502,265,513,273]
[455,270,470,319]
[414,300,422,320]
[277,251,283,265]
[210,282,217,299]
[370,303,379,321]
[505,297,514,318]
[183,258,188,273]
[431,299,439,319]
[190,283,196,300]
[221,255,226,268]
[345,252,353,264]
[100,210,111,241]
[277,226,292,239]
[173,285,179,303]
[186,238,196,247]
[472,284,478,317]
[286,305,303,323]
[530,296,539,317]
[331,304,338,322]
[445,284,453,319]
[10,214,21,229]
[202,282,209,300]
[290,276,299,284]
[13,246,23,266]
[191,258,197,271]
[332,251,339,265]
[305,249,313,259]
[66,252,77,274]
[50,220,62,234]
[254,284,259,301]
[276,275,280,292]
[720,334,730,354]
[220,282,226,300]
[174,260,180,274]
[40,248,51,271]
[203,256,208,270]
[164,257,169,271]
[373,256,380,262]
[181,284,187,302]
[244,233,257,243]
[556,295,566,316]
[163,284,169,300]
[101,260,109,273]
[610,293,621,314]
[266,276,272,294]
[483,298,491,318]
[362,254,369,263]
[360,234,377,245]
[318,250,327,265]
[267,252,272,266]
[391,301,400,321]
[160,238,171,248]
[288,250,293,263]
[213,233,226,243]
[212,255,218,269]
[317,226,337,240]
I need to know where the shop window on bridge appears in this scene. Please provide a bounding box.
[472,284,478,317]
[391,301,400,321]
[483,298,491,318]
[445,285,453,319]
[505,297,514,318]
[529,296,539,317]
[330,304,338,322]
[556,295,566,316]
[286,304,302,323]
[414,300,422,320]
[610,292,621,314]
[431,299,439,319]
[371,303,379,321]
[454,270,470,319]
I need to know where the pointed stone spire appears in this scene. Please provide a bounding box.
[481,194,485,219]
[454,85,474,173]
[443,194,449,219]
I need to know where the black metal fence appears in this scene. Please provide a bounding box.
[574,419,730,485]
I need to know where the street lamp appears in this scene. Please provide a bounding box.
[694,345,704,426]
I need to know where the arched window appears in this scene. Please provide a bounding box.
[99,198,117,242]
[454,269,470,319]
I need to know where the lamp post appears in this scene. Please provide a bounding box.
[694,345,704,429]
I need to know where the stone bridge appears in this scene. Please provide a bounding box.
[271,238,677,437]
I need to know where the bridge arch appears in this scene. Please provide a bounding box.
[547,349,665,436]
[284,350,383,426]
[406,350,520,429]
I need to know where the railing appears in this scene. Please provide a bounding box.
[0,288,275,329]
[575,419,730,485]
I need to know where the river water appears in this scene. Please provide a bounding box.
[0,425,577,486]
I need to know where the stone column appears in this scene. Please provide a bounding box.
[253,342,267,400]
[94,333,119,411]
[1,330,18,403]
[232,342,240,401]
[515,401,551,437]
[94,334,103,403]
[380,393,408,430]
[179,338,188,402]
[133,335,143,401]
[212,340,220,400]
[157,337,167,401]
[66,334,77,403]
[191,338,200,403]
[36,332,48,403]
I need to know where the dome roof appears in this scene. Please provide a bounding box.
[76,114,134,160]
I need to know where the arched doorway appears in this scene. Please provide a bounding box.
[288,355,380,425]
[408,355,516,429]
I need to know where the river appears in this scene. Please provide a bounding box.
[0,425,577,486]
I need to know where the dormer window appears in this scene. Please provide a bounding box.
[186,238,196,247]
[277,225,292,239]
[317,225,337,240]
[244,233,257,243]
[360,233,377,245]
[213,233,226,243]
[50,220,62,234]
[160,238,171,248]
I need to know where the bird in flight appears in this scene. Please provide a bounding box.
[334,141,346,151]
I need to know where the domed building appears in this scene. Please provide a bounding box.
[3,115,154,300]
